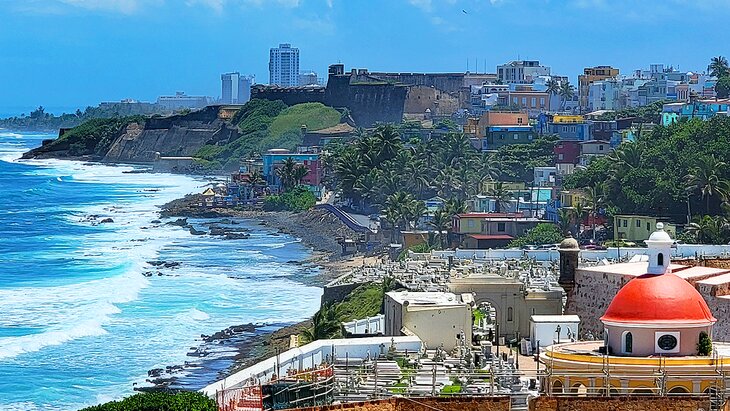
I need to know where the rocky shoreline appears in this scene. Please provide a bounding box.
[139,195,366,392]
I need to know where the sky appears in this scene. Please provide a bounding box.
[0,0,728,116]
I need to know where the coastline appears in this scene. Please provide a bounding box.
[143,194,372,392]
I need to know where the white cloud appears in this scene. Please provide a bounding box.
[8,0,162,14]
[408,0,432,12]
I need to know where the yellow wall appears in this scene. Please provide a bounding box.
[614,215,677,241]
[552,115,584,124]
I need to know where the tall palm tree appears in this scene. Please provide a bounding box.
[292,164,309,186]
[685,155,729,214]
[405,200,427,229]
[488,182,513,213]
[686,215,730,245]
[478,153,500,190]
[709,56,730,78]
[546,78,560,96]
[572,201,588,238]
[585,184,606,241]
[559,80,576,111]
[608,142,642,171]
[275,157,298,192]
[428,209,451,249]
[373,124,402,162]
[557,208,574,236]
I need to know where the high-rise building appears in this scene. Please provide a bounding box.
[221,72,240,104]
[221,72,254,104]
[578,66,620,112]
[497,60,551,84]
[238,75,253,104]
[269,43,300,87]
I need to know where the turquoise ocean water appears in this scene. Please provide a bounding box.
[0,130,321,410]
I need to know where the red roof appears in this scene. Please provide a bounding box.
[600,272,717,326]
[468,234,514,240]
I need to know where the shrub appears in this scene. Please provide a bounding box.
[508,223,564,248]
[263,186,316,212]
[698,331,712,356]
[79,391,217,411]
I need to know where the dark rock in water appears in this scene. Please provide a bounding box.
[224,233,250,240]
[163,262,180,268]
[148,368,164,378]
[166,218,188,227]
[151,219,161,224]
[148,260,164,266]
[143,271,153,277]
[99,218,114,224]
[189,227,206,235]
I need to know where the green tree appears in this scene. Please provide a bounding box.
[80,391,216,411]
[559,80,576,111]
[300,302,341,342]
[715,76,730,99]
[508,223,564,248]
[488,182,513,213]
[709,56,730,78]
[275,157,298,192]
[685,155,729,215]
[428,209,451,249]
[557,208,574,236]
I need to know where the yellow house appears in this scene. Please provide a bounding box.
[559,190,586,208]
[552,114,585,124]
[614,215,676,242]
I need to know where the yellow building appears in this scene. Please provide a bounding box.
[551,115,584,124]
[543,226,726,397]
[559,190,586,208]
[614,215,676,242]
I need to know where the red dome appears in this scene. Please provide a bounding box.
[600,273,717,325]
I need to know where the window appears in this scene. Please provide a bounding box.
[514,134,519,140]
[599,145,604,151]
[658,253,664,266]
[500,134,505,140]
[468,220,475,228]
[507,307,513,322]
[623,331,633,354]
[497,222,506,232]
[623,220,628,228]
[531,97,537,107]
[636,220,641,228]
[558,153,564,160]
[540,97,545,106]
[518,117,523,124]
[647,222,651,231]
[522,97,527,105]
[528,134,533,140]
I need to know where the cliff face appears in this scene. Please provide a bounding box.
[23,106,239,165]
[103,106,238,163]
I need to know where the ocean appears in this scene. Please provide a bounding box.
[0,131,322,410]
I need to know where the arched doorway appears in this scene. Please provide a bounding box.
[570,383,587,395]
[632,387,654,395]
[668,386,689,395]
[551,379,563,394]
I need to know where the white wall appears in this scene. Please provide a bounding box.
[530,321,580,349]
[201,336,422,397]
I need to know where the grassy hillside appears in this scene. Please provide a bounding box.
[196,99,341,170]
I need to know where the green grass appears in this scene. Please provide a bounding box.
[440,384,462,394]
[335,283,384,323]
[473,308,486,326]
[268,103,340,140]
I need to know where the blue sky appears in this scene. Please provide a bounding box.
[0,0,727,115]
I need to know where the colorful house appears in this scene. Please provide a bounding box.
[548,115,591,141]
[614,215,677,242]
[262,149,322,188]
[452,212,548,248]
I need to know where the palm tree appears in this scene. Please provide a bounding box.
[585,184,606,241]
[249,169,266,186]
[559,80,576,111]
[685,155,729,215]
[709,56,729,78]
[373,124,402,162]
[546,78,560,96]
[428,209,451,249]
[405,200,427,229]
[300,303,341,343]
[572,201,588,238]
[275,157,298,192]
[292,164,309,186]
[557,208,574,236]
[478,153,500,190]
[488,182,513,213]
[686,215,730,244]
[608,142,642,171]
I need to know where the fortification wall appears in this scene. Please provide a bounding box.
[564,268,633,337]
[530,396,710,411]
[288,396,511,411]
[324,76,406,127]
[251,86,326,106]
[366,72,466,94]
